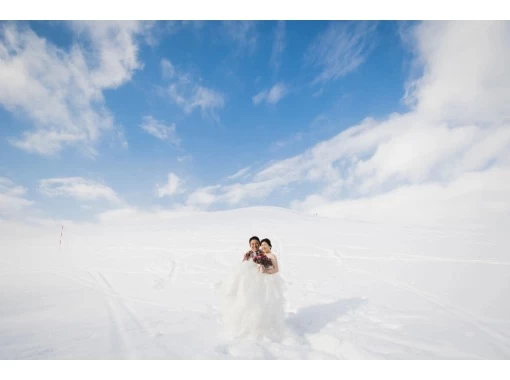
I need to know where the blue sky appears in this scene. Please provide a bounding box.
[1,21,510,228]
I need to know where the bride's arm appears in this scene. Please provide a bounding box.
[263,254,279,274]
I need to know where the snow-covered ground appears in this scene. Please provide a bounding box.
[1,207,509,359]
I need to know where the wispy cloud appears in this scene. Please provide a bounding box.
[0,21,150,156]
[156,173,183,198]
[140,116,180,145]
[310,114,331,129]
[312,88,324,97]
[252,83,288,105]
[184,178,286,210]
[39,177,121,203]
[226,166,251,181]
[161,59,225,120]
[306,21,378,85]
[177,155,193,163]
[167,84,225,116]
[183,22,510,229]
[222,21,258,55]
[161,58,176,79]
[143,21,205,48]
[270,21,286,72]
[186,185,221,208]
[0,177,33,216]
[272,132,304,150]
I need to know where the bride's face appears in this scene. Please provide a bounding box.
[261,242,271,253]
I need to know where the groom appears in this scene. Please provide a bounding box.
[243,236,263,261]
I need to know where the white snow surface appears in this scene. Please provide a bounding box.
[1,207,509,359]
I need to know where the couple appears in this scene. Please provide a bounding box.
[221,236,286,341]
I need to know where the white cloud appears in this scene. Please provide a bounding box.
[39,177,121,203]
[97,207,141,223]
[273,132,304,150]
[156,173,183,198]
[168,84,225,115]
[292,168,510,229]
[186,185,221,208]
[221,179,284,205]
[96,205,203,224]
[252,91,267,105]
[222,21,257,55]
[177,155,193,163]
[0,21,150,156]
[0,177,33,215]
[270,21,285,72]
[310,114,330,128]
[185,21,510,229]
[226,166,251,181]
[312,88,324,97]
[252,83,287,105]
[184,177,287,210]
[0,178,25,197]
[143,22,205,48]
[140,116,179,145]
[161,59,225,119]
[161,58,176,79]
[306,21,377,85]
[403,21,510,125]
[267,84,288,104]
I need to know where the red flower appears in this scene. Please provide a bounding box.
[253,253,273,268]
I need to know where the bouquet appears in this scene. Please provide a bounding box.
[253,253,273,269]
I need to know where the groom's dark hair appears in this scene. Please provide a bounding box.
[249,236,260,244]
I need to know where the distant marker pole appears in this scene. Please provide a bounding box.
[59,225,63,252]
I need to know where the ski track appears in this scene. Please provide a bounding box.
[55,271,177,311]
[336,253,510,266]
[352,329,480,359]
[332,251,510,357]
[145,259,177,290]
[91,271,140,359]
[2,214,509,360]
[87,270,176,359]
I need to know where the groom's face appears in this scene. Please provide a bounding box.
[250,240,260,252]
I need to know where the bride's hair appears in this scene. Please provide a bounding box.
[261,238,272,248]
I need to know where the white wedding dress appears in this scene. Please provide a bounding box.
[221,257,286,341]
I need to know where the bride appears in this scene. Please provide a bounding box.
[221,237,286,341]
